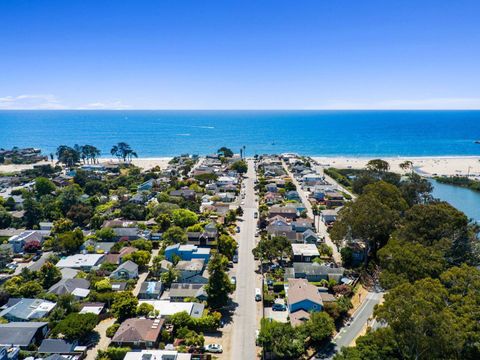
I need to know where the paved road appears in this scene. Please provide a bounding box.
[333,291,383,350]
[282,161,342,264]
[231,159,260,360]
[85,317,116,360]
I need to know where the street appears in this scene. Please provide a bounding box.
[282,161,342,264]
[333,291,383,350]
[230,159,261,360]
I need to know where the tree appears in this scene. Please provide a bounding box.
[162,225,187,244]
[38,261,62,288]
[56,145,80,167]
[35,177,56,197]
[123,250,151,269]
[56,228,84,254]
[67,203,92,227]
[155,213,172,231]
[303,312,335,343]
[217,234,238,260]
[23,194,42,229]
[95,278,112,292]
[137,302,155,316]
[0,209,13,229]
[111,142,138,163]
[97,347,131,360]
[106,323,120,338]
[96,227,116,241]
[399,160,414,173]
[378,237,446,289]
[52,313,98,340]
[85,180,109,195]
[366,159,390,173]
[258,318,306,359]
[24,239,41,253]
[171,209,198,228]
[217,147,233,158]
[400,173,433,206]
[205,254,234,308]
[230,160,248,174]
[111,291,138,321]
[160,266,179,286]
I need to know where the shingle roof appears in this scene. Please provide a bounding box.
[287,279,323,307]
[48,278,90,296]
[0,322,48,347]
[38,339,77,353]
[112,318,164,343]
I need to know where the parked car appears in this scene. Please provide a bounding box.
[32,254,41,261]
[236,226,241,233]
[233,254,238,263]
[230,276,237,285]
[255,288,262,301]
[204,344,223,353]
[272,303,287,311]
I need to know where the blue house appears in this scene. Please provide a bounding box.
[164,244,211,262]
[287,279,323,313]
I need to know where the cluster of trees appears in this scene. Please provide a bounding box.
[258,312,335,359]
[330,159,480,359]
[56,144,101,167]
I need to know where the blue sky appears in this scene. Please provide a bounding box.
[1,0,479,110]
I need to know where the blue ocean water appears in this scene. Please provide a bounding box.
[1,110,480,157]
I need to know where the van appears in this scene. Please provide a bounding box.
[255,288,262,301]
[254,212,258,219]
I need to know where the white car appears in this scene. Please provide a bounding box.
[204,344,223,353]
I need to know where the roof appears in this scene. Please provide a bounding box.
[78,302,105,315]
[124,350,192,360]
[289,310,311,327]
[169,283,207,299]
[115,260,138,273]
[139,281,163,295]
[0,298,56,321]
[56,254,104,268]
[60,267,79,279]
[287,279,323,307]
[291,244,320,257]
[0,322,48,347]
[292,262,345,276]
[38,339,77,354]
[112,318,164,343]
[175,259,205,271]
[48,278,90,296]
[138,300,205,318]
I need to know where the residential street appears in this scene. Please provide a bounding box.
[282,161,342,264]
[230,159,261,360]
[333,291,384,351]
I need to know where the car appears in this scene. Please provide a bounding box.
[204,344,223,353]
[255,231,260,237]
[232,254,238,263]
[32,254,41,261]
[236,226,240,233]
[255,288,262,301]
[254,212,258,218]
[241,201,245,205]
[230,276,237,285]
[272,303,287,311]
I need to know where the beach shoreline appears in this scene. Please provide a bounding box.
[1,155,480,177]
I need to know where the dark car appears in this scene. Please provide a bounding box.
[272,303,287,311]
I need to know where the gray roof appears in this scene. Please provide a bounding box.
[38,339,77,353]
[292,262,344,276]
[113,228,138,237]
[0,298,56,321]
[139,281,163,295]
[48,278,90,296]
[0,322,48,347]
[60,267,79,280]
[115,260,138,273]
[169,283,206,299]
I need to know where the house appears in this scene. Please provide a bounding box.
[175,259,205,283]
[286,262,345,282]
[285,202,306,214]
[164,244,210,262]
[138,300,204,319]
[265,183,278,193]
[38,339,78,355]
[264,192,282,205]
[104,246,136,265]
[111,318,164,349]
[169,189,196,201]
[8,231,43,253]
[138,179,156,191]
[187,231,216,247]
[286,191,301,201]
[321,209,337,225]
[0,322,48,349]
[325,191,344,208]
[110,260,139,280]
[289,310,311,327]
[0,299,56,321]
[169,283,207,302]
[111,227,139,241]
[302,229,320,244]
[291,218,314,233]
[124,350,192,360]
[0,346,20,360]
[60,268,79,280]
[286,279,323,313]
[291,244,320,262]
[138,281,164,300]
[78,302,106,315]
[56,254,104,271]
[268,206,297,220]
[48,278,90,298]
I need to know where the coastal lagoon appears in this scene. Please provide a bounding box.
[431,179,480,222]
[1,110,480,157]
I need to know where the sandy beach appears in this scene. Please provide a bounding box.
[2,156,480,177]
[312,156,480,177]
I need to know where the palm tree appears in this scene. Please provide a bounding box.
[111,142,137,163]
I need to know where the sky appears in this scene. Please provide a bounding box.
[1,0,480,110]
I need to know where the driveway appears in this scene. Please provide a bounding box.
[85,317,116,360]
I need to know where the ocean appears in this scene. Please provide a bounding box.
[1,110,480,157]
